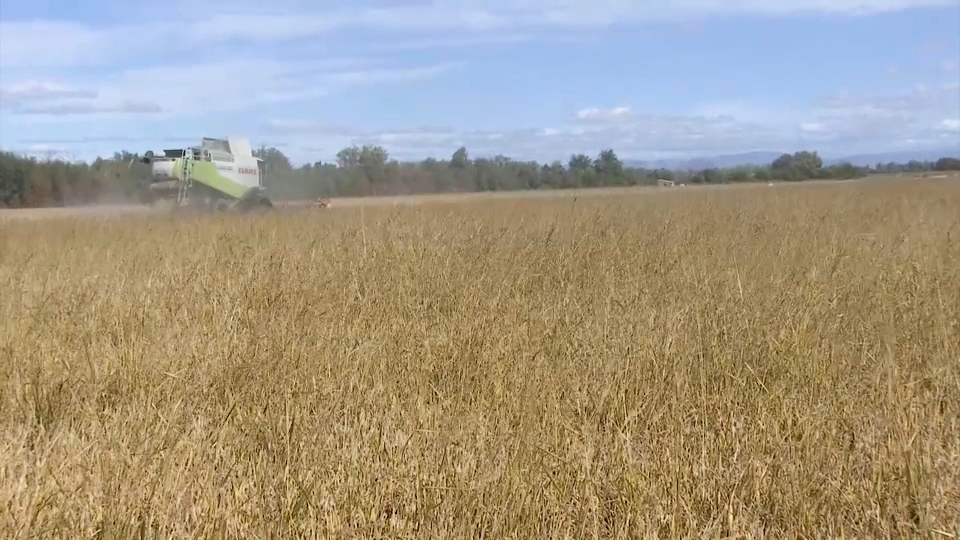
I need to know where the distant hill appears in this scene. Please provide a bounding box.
[623,152,782,170]
[623,148,960,170]
[825,150,960,167]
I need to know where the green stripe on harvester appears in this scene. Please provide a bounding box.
[173,159,248,199]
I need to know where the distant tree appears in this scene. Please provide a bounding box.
[450,147,470,169]
[934,157,960,171]
[700,168,726,183]
[771,153,794,171]
[653,168,674,182]
[254,146,292,172]
[359,145,389,187]
[7,143,948,208]
[792,151,823,179]
[594,149,624,179]
[568,154,592,172]
[727,167,750,182]
[826,162,860,179]
[335,146,362,168]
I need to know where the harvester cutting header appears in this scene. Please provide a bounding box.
[140,136,273,212]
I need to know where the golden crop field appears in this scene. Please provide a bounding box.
[1,178,958,538]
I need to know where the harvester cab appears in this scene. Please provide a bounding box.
[140,136,271,212]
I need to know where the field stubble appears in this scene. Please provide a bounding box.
[1,179,958,538]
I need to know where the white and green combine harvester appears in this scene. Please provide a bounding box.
[140,136,273,212]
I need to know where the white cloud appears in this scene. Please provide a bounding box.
[10,82,956,165]
[5,143,83,162]
[576,106,633,123]
[364,33,553,51]
[3,0,959,163]
[799,84,960,147]
[3,0,959,68]
[10,101,162,116]
[250,82,960,163]
[0,81,97,107]
[0,59,461,120]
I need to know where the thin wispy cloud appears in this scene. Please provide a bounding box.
[4,0,958,67]
[576,107,634,124]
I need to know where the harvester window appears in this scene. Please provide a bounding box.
[201,138,231,154]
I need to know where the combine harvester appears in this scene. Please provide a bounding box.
[139,136,273,212]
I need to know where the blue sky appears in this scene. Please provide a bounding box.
[1,0,958,165]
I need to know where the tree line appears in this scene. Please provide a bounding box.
[1,145,959,208]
